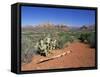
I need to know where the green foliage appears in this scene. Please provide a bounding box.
[35,36,57,56]
[21,35,36,63]
[87,32,95,48]
[79,32,95,48]
[57,32,75,48]
[79,32,90,43]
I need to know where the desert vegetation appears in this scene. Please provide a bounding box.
[21,23,95,65]
[79,31,95,48]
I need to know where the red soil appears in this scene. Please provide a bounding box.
[21,42,95,71]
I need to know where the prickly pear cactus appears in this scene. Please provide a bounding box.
[35,36,57,56]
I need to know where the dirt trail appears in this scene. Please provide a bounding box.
[21,42,95,71]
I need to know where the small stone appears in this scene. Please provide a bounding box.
[67,50,71,54]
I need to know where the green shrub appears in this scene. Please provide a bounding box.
[79,32,95,48]
[21,35,36,63]
[79,32,90,43]
[87,32,95,48]
[57,32,74,48]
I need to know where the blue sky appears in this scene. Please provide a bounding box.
[21,6,95,27]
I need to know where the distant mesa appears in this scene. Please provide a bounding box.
[38,22,70,31]
[22,23,95,32]
[80,25,88,30]
[79,25,95,31]
[55,24,69,31]
[22,22,70,32]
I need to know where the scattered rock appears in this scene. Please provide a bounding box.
[66,50,72,54]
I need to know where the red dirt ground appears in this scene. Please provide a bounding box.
[21,42,95,71]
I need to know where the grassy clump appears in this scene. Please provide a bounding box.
[57,32,75,48]
[21,35,36,63]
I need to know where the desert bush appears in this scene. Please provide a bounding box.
[57,32,74,48]
[21,35,36,63]
[35,36,57,56]
[87,32,95,48]
[79,32,90,43]
[79,32,95,48]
